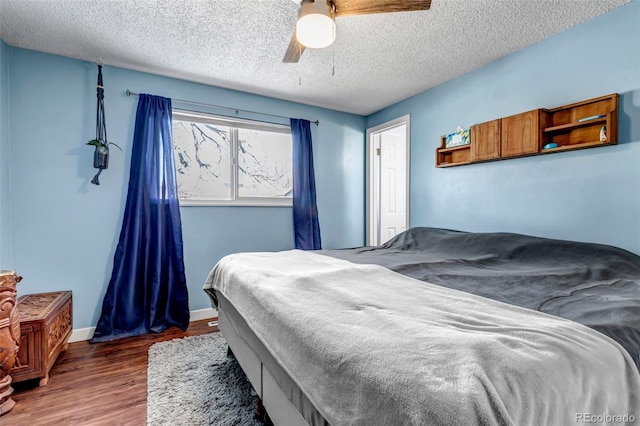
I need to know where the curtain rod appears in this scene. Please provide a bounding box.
[125,90,319,126]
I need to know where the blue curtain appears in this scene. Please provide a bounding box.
[91,94,190,342]
[291,118,322,250]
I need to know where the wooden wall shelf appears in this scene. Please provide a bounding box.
[435,93,618,168]
[435,136,471,167]
[543,117,606,133]
[539,140,615,154]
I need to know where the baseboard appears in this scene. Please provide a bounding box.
[190,307,217,321]
[69,327,96,343]
[68,307,218,343]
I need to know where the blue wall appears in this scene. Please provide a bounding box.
[4,48,365,329]
[0,40,10,267]
[367,1,640,255]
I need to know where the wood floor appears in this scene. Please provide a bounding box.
[5,319,219,426]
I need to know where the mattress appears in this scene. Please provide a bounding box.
[206,248,640,425]
[217,292,328,425]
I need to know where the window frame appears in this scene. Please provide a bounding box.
[172,109,293,207]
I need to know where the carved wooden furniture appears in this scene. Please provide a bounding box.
[11,291,72,386]
[0,270,21,416]
[436,93,619,167]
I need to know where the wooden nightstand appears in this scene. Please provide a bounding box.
[11,291,72,386]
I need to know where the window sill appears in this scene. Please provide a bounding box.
[179,199,292,207]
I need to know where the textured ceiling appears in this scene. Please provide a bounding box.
[0,0,631,115]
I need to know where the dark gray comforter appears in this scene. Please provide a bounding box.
[323,227,640,367]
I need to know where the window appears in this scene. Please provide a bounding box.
[172,110,293,206]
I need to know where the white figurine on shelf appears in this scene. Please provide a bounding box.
[600,126,607,142]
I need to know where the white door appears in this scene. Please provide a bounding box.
[367,116,410,246]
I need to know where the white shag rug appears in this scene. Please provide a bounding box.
[147,333,261,426]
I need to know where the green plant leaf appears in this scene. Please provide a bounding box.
[87,139,122,151]
[108,142,123,151]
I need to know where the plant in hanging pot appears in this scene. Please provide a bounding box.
[88,62,121,186]
[87,139,122,169]
[87,139,122,185]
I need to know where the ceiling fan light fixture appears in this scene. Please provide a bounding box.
[296,1,335,49]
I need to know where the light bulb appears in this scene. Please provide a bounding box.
[296,2,336,49]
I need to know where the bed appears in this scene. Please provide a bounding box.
[204,227,640,425]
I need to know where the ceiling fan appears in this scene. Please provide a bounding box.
[283,0,432,63]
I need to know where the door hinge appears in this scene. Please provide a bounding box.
[376,148,381,156]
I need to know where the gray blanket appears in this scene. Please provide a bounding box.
[323,227,640,368]
[207,250,640,426]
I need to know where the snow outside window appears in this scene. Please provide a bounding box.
[172,109,293,206]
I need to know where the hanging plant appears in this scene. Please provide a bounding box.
[88,63,121,185]
[87,139,122,170]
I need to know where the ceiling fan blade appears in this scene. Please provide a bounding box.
[283,30,305,63]
[333,0,431,17]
